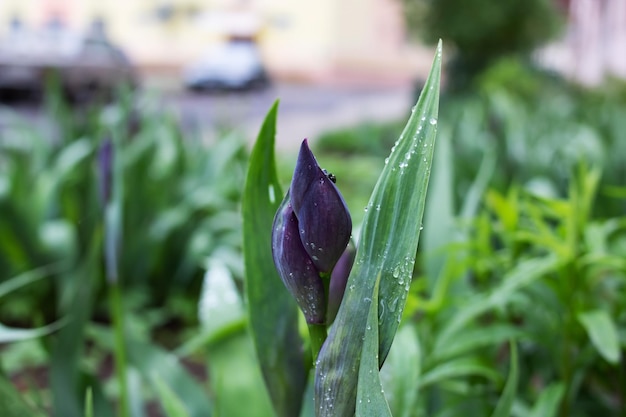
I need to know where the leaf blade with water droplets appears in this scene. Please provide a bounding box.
[315,40,442,417]
[243,101,309,417]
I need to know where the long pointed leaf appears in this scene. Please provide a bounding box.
[243,101,308,417]
[490,343,519,417]
[315,41,442,417]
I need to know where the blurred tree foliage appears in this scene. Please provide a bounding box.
[403,0,565,90]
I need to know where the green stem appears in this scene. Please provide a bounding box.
[307,323,328,364]
[109,281,130,417]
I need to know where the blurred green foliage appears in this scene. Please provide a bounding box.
[0,93,247,326]
[403,0,564,89]
[1,57,625,416]
[0,92,249,416]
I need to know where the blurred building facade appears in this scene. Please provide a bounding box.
[538,0,626,85]
[0,0,423,84]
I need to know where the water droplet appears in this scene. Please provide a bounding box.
[375,204,381,211]
[392,266,401,278]
[429,117,438,125]
[388,297,398,312]
[384,157,389,164]
[268,185,276,204]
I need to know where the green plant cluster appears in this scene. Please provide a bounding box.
[0,92,251,416]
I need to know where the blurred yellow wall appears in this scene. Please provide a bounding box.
[0,0,420,82]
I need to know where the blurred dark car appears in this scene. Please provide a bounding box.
[182,40,270,92]
[0,28,137,102]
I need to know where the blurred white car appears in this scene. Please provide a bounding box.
[183,40,269,91]
[0,28,137,102]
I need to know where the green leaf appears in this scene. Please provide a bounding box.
[50,234,101,417]
[84,388,94,417]
[0,263,60,300]
[419,357,500,388]
[0,373,45,417]
[242,100,308,417]
[422,126,455,289]
[529,383,564,417]
[490,343,518,417]
[435,255,561,350]
[207,332,275,417]
[198,259,245,337]
[315,40,442,417]
[578,309,621,364]
[380,325,421,417]
[356,279,392,417]
[432,324,525,362]
[0,319,67,343]
[127,340,213,417]
[152,374,192,417]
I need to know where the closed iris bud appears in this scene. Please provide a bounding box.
[272,193,327,324]
[271,139,353,325]
[290,139,352,273]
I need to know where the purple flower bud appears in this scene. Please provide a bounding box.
[98,137,113,206]
[271,139,353,325]
[272,193,326,324]
[290,139,352,273]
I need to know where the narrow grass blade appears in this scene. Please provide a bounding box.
[243,101,308,417]
[490,342,518,417]
[578,309,621,364]
[315,40,442,417]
